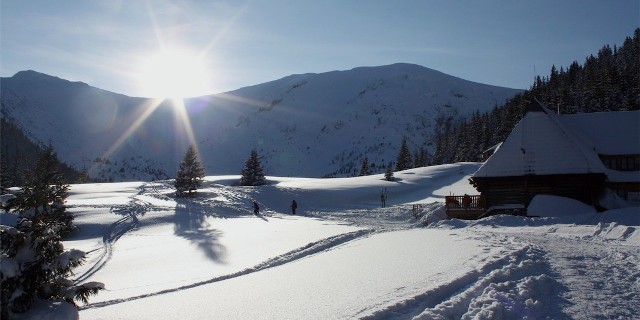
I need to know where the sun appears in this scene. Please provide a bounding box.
[136,48,210,99]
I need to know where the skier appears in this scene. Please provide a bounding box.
[291,200,298,215]
[380,189,387,208]
[253,200,260,215]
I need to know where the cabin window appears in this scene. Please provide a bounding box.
[599,155,640,171]
[620,158,628,170]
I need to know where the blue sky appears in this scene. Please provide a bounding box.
[1,0,638,97]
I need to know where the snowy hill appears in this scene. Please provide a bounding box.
[0,64,522,180]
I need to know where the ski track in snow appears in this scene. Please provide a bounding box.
[517,233,640,319]
[71,179,639,318]
[357,234,562,320]
[78,181,382,311]
[79,228,374,310]
[73,215,136,284]
[363,229,640,320]
[73,182,167,284]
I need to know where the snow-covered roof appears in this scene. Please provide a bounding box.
[473,100,607,178]
[482,142,502,154]
[560,111,640,155]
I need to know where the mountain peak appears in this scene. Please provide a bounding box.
[7,70,89,88]
[1,65,522,180]
[12,69,60,80]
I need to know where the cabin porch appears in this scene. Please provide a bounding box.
[445,194,485,220]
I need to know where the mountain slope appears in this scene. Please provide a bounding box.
[1,64,522,180]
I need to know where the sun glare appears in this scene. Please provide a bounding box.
[136,48,210,99]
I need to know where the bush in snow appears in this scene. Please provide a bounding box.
[175,145,206,197]
[239,149,266,186]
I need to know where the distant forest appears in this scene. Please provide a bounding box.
[1,116,83,186]
[431,28,640,165]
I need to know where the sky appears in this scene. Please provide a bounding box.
[1,0,639,98]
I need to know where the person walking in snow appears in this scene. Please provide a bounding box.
[291,200,298,215]
[253,200,260,215]
[380,190,387,208]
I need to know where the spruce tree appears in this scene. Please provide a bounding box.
[240,149,266,186]
[0,153,9,189]
[14,143,74,236]
[1,144,103,318]
[413,147,429,168]
[175,145,205,197]
[358,157,371,176]
[384,163,395,181]
[395,138,413,171]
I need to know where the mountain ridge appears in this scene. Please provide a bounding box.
[1,63,522,181]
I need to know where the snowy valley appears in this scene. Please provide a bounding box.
[3,163,637,319]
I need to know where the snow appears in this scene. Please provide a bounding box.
[561,110,640,155]
[473,104,607,178]
[13,300,79,320]
[527,194,596,217]
[1,65,521,180]
[2,162,638,319]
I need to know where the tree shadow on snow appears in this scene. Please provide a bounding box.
[173,197,227,263]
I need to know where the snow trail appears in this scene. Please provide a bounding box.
[79,228,374,310]
[73,215,136,284]
[73,182,162,284]
[519,233,640,319]
[361,235,568,319]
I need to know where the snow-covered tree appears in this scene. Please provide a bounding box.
[395,138,413,172]
[240,149,266,186]
[13,144,74,237]
[358,157,371,176]
[175,145,205,197]
[1,144,103,318]
[384,163,395,181]
[1,221,104,318]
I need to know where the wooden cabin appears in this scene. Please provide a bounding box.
[453,99,640,219]
[561,112,640,203]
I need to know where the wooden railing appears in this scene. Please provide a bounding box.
[445,195,485,219]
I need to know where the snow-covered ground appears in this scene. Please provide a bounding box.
[7,162,638,319]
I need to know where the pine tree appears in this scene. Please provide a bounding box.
[0,153,9,189]
[358,157,371,176]
[1,144,103,318]
[414,147,429,168]
[175,145,205,197]
[384,163,395,181]
[14,143,74,237]
[240,149,266,186]
[1,220,104,318]
[395,138,413,171]
[76,167,90,184]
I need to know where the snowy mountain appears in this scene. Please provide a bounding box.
[1,64,522,180]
